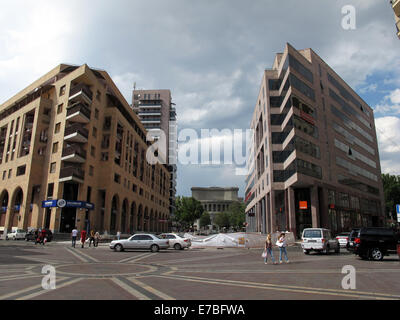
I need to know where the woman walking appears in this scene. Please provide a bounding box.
[277,233,289,264]
[263,234,276,264]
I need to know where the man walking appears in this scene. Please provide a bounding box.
[89,230,95,247]
[71,227,78,248]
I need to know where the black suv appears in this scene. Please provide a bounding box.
[352,227,399,261]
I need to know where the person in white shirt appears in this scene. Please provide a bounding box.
[117,231,121,240]
[71,227,78,248]
[277,233,289,264]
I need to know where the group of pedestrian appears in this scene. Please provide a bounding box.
[262,232,290,264]
[71,227,100,248]
[35,228,48,245]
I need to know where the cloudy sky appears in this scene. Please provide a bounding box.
[1,0,399,197]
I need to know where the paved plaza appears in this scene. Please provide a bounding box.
[0,240,399,300]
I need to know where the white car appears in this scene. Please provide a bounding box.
[335,232,350,248]
[301,228,340,254]
[6,229,27,240]
[159,233,191,250]
[110,233,170,252]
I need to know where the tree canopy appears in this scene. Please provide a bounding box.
[382,173,400,221]
[174,196,204,230]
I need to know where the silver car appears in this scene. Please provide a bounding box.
[110,233,170,252]
[159,233,192,250]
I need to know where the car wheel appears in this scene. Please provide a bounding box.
[370,248,383,261]
[150,244,159,253]
[174,243,182,250]
[324,246,330,255]
[114,244,124,252]
[304,250,310,255]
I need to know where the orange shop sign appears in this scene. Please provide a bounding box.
[299,201,308,210]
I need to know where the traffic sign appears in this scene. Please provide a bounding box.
[397,205,400,223]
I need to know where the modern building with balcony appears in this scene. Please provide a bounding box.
[132,89,177,227]
[0,64,171,235]
[391,0,400,39]
[244,44,385,238]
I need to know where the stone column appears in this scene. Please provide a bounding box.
[287,187,297,237]
[311,186,320,228]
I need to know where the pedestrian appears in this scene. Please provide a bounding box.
[277,232,289,264]
[35,228,41,245]
[89,230,95,247]
[263,234,276,265]
[94,231,100,247]
[71,227,78,248]
[117,230,121,240]
[81,229,87,248]
[40,229,47,246]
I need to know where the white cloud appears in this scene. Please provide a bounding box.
[375,116,400,175]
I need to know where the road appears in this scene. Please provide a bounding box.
[0,240,399,300]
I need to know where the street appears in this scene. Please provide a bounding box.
[0,240,399,300]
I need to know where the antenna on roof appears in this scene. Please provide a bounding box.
[133,82,136,91]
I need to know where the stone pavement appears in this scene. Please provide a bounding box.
[0,240,399,300]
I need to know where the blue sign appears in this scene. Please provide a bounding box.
[397,205,400,214]
[42,199,94,210]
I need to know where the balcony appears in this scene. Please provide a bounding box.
[59,167,85,183]
[69,83,93,104]
[64,123,88,143]
[141,118,161,124]
[61,145,87,163]
[66,103,91,123]
[393,0,400,16]
[138,111,162,116]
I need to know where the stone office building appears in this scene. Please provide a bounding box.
[244,43,385,238]
[191,187,241,226]
[0,64,170,235]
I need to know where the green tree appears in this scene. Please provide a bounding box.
[214,212,231,230]
[174,196,204,230]
[199,212,211,229]
[227,202,246,230]
[382,173,400,222]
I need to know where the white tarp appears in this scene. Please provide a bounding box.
[190,232,295,248]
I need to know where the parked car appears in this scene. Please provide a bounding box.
[346,228,360,252]
[301,228,340,254]
[352,227,400,261]
[110,233,170,252]
[6,229,26,240]
[25,229,53,242]
[336,232,350,248]
[159,233,191,250]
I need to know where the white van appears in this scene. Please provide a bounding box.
[301,228,340,255]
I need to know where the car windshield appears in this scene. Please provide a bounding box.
[155,235,164,239]
[303,230,322,238]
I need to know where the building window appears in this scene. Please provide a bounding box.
[114,174,121,184]
[95,109,99,119]
[92,127,97,138]
[2,171,6,180]
[52,142,59,153]
[91,146,95,157]
[8,169,12,179]
[59,85,66,96]
[50,162,56,173]
[55,122,61,134]
[96,90,101,101]
[16,165,26,176]
[89,166,94,176]
[57,104,63,114]
[132,184,137,193]
[47,183,54,199]
[101,152,109,161]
